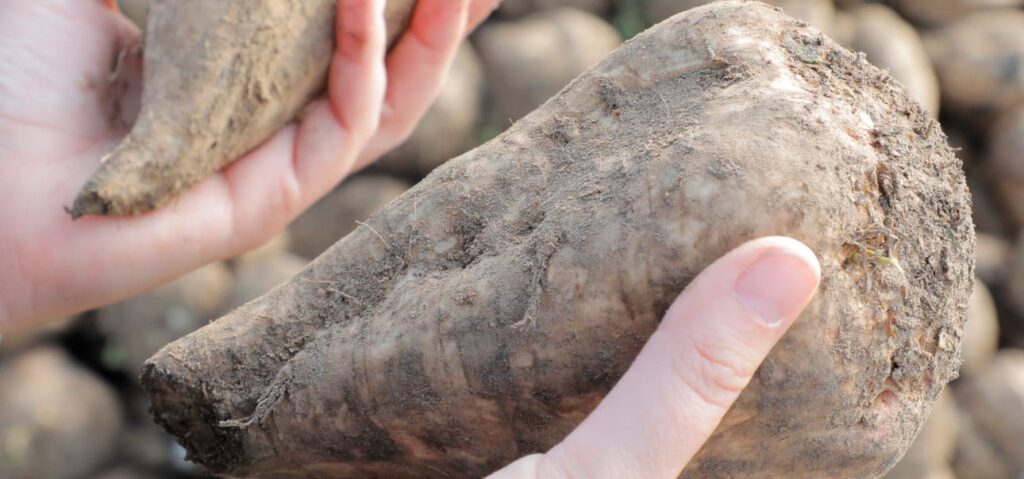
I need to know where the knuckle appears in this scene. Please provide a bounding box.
[408,24,452,56]
[407,1,467,52]
[669,337,755,410]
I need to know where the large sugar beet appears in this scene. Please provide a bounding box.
[142,3,974,477]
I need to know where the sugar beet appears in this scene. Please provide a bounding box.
[143,3,973,477]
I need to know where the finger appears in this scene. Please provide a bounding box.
[502,237,821,479]
[468,0,501,30]
[329,0,390,140]
[290,0,389,194]
[354,0,472,168]
[7,0,391,325]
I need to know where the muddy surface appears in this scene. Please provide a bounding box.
[143,2,973,478]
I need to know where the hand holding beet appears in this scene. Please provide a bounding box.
[0,0,498,329]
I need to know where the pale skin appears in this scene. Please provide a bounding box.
[0,1,821,477]
[0,0,498,328]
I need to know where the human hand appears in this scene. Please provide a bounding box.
[489,237,821,479]
[0,0,498,330]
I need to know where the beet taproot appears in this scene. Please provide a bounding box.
[70,0,417,218]
[142,3,973,477]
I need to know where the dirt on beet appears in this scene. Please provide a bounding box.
[70,0,417,218]
[140,3,972,478]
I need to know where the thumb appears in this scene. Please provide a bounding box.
[490,237,820,479]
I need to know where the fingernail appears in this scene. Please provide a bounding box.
[735,251,820,326]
